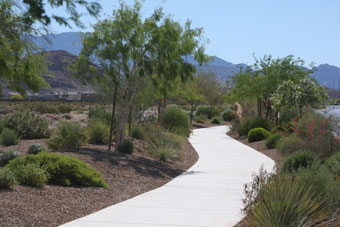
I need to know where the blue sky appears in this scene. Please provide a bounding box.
[45,0,340,67]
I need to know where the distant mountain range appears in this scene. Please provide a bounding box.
[33,32,340,89]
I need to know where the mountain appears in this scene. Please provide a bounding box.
[312,64,340,89]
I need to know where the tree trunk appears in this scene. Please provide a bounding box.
[257,98,262,117]
[128,103,132,136]
[157,99,162,124]
[108,83,118,151]
[190,104,194,124]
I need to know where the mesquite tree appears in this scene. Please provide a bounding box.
[73,1,208,150]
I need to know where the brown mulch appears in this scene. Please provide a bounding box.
[0,139,198,227]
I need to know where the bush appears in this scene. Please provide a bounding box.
[2,110,50,139]
[161,106,190,136]
[281,150,319,173]
[0,168,18,189]
[14,163,48,187]
[0,128,19,146]
[265,133,282,149]
[27,143,47,155]
[0,150,19,166]
[222,111,237,122]
[130,125,145,140]
[232,116,271,137]
[248,128,271,142]
[88,120,109,145]
[117,139,134,154]
[325,152,340,176]
[193,115,205,124]
[276,136,306,156]
[195,106,220,119]
[279,110,298,124]
[249,116,271,132]
[271,125,289,134]
[211,117,221,125]
[57,104,73,113]
[47,121,88,152]
[7,152,108,187]
[10,94,23,101]
[88,106,113,125]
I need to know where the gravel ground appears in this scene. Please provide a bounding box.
[0,139,198,227]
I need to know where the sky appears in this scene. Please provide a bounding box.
[44,0,340,67]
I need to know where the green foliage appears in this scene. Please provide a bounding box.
[130,125,145,140]
[0,168,18,189]
[7,152,108,187]
[57,104,73,113]
[193,115,205,124]
[277,136,306,156]
[13,163,48,188]
[325,152,340,177]
[195,106,220,119]
[0,150,19,167]
[249,116,271,132]
[30,102,59,114]
[27,143,47,155]
[2,110,50,139]
[222,111,237,122]
[231,116,271,137]
[248,128,271,142]
[88,120,109,145]
[211,117,221,125]
[272,125,289,134]
[281,150,319,173]
[47,121,88,152]
[279,110,298,124]
[88,106,113,125]
[117,139,134,154]
[265,133,283,149]
[0,128,19,146]
[161,106,190,136]
[10,94,24,100]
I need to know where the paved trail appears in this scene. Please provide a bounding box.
[61,126,275,227]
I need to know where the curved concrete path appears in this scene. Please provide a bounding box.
[61,126,275,227]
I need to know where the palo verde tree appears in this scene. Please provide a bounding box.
[73,1,208,150]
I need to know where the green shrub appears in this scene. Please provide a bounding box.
[249,116,271,132]
[195,106,220,119]
[27,143,47,155]
[0,121,4,134]
[222,111,237,122]
[88,106,113,125]
[117,139,134,154]
[211,117,221,125]
[130,125,145,140]
[271,125,289,134]
[30,102,59,114]
[88,120,109,145]
[161,106,190,136]
[325,152,340,176]
[279,110,298,124]
[193,115,205,124]
[14,163,48,187]
[57,104,73,113]
[0,150,19,166]
[0,168,18,189]
[7,152,108,187]
[232,116,271,137]
[47,121,88,152]
[248,128,271,142]
[276,136,306,156]
[10,94,23,101]
[265,133,283,149]
[281,150,319,173]
[0,128,19,146]
[2,110,50,139]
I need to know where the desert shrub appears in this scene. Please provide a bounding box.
[325,152,340,176]
[248,128,271,142]
[0,168,18,189]
[161,106,190,136]
[231,118,251,136]
[88,106,113,125]
[57,104,73,113]
[211,117,221,125]
[279,110,298,124]
[222,111,237,122]
[249,116,271,132]
[0,128,19,146]
[7,152,108,187]
[27,143,47,155]
[10,94,23,100]
[47,121,88,152]
[30,102,59,114]
[0,150,19,166]
[130,125,145,140]
[271,125,289,134]
[265,133,283,149]
[281,150,319,173]
[277,136,306,156]
[0,121,3,134]
[193,115,205,124]
[2,110,50,139]
[88,120,109,145]
[195,106,220,119]
[117,139,134,154]
[13,163,48,187]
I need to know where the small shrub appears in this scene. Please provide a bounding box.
[88,120,109,145]
[57,104,73,113]
[117,139,134,154]
[14,163,48,187]
[193,115,205,124]
[10,94,23,101]
[0,121,4,134]
[265,133,283,149]
[161,106,190,136]
[325,152,340,176]
[276,136,306,156]
[88,106,113,125]
[248,128,271,142]
[279,110,298,124]
[0,128,19,146]
[0,150,19,166]
[222,111,237,122]
[231,118,251,136]
[7,152,108,187]
[47,121,88,152]
[30,102,59,114]
[2,110,50,139]
[249,116,271,132]
[211,117,221,125]
[130,125,145,140]
[0,168,18,189]
[232,116,271,137]
[281,150,319,173]
[271,125,289,134]
[195,106,220,119]
[27,143,47,155]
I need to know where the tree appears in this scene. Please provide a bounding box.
[73,1,208,150]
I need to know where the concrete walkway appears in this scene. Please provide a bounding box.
[61,126,275,227]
